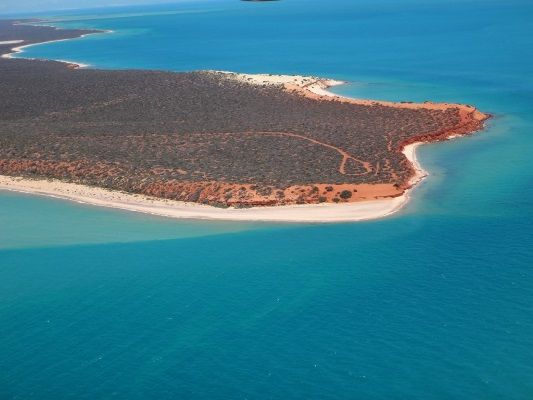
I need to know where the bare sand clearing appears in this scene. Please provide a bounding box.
[0,40,24,45]
[0,142,425,223]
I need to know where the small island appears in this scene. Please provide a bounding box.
[0,20,489,222]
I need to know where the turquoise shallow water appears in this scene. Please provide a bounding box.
[1,0,533,398]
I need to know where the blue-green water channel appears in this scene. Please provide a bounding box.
[1,0,532,398]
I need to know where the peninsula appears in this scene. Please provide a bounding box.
[0,20,489,222]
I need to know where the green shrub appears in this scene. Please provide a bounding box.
[340,190,352,199]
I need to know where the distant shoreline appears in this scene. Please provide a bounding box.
[1,21,112,68]
[0,19,489,222]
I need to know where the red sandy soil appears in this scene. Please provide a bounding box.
[282,82,490,203]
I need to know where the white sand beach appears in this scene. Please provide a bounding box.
[0,141,427,223]
[0,174,412,223]
[1,30,113,68]
[213,70,344,95]
[1,37,94,68]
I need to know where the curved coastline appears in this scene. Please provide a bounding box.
[0,20,489,223]
[1,22,113,68]
[0,142,426,223]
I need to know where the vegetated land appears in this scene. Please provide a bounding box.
[0,20,489,207]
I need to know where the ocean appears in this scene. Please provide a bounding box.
[1,0,532,398]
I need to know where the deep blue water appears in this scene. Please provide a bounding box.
[1,0,533,398]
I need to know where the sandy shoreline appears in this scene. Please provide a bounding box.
[1,29,113,68]
[0,142,426,223]
[0,175,408,223]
